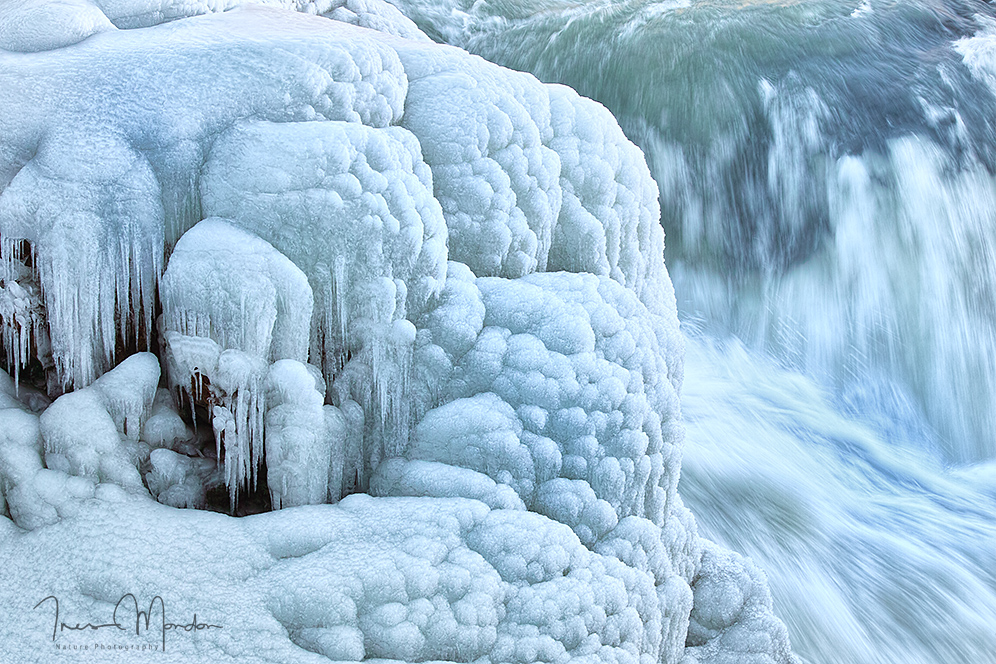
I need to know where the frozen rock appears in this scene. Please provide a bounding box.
[38,354,160,491]
[0,3,799,663]
[90,351,159,441]
[682,540,800,664]
[145,447,216,509]
[265,359,342,509]
[161,218,314,365]
[0,0,114,53]
[140,387,194,449]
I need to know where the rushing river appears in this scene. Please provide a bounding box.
[386,0,996,661]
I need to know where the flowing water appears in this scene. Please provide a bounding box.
[386,0,996,661]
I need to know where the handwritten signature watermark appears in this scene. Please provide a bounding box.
[34,595,222,652]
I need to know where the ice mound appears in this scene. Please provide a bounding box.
[201,120,446,376]
[407,270,684,534]
[0,2,799,663]
[1,353,159,530]
[682,541,798,664]
[40,352,158,488]
[91,0,427,38]
[162,218,314,365]
[0,0,114,53]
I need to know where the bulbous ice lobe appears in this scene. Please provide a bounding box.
[90,0,429,37]
[400,266,701,660]
[0,3,799,664]
[0,0,114,53]
[401,62,563,279]
[682,541,798,664]
[410,270,684,532]
[162,218,314,365]
[201,120,446,374]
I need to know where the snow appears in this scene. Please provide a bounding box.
[370,457,527,510]
[681,540,797,664]
[400,62,562,279]
[91,351,160,441]
[40,353,159,491]
[161,218,314,365]
[264,359,343,509]
[145,447,215,509]
[0,493,668,662]
[201,120,446,380]
[0,0,114,53]
[0,1,799,663]
[141,387,193,449]
[90,0,428,38]
[160,218,317,501]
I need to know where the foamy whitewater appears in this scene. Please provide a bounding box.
[0,0,993,663]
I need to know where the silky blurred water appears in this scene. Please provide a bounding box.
[681,335,996,663]
[388,0,996,660]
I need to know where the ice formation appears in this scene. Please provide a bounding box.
[0,1,799,663]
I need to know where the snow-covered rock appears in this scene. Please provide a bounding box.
[0,1,800,663]
[0,0,114,53]
[682,540,798,664]
[145,447,216,509]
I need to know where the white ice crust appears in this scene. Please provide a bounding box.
[0,2,798,663]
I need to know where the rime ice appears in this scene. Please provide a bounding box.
[0,2,798,663]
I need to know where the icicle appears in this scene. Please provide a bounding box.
[315,258,352,384]
[0,239,49,392]
[160,219,314,508]
[373,319,416,461]
[324,403,348,503]
[164,174,202,249]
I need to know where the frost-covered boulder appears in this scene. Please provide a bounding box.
[400,56,563,279]
[141,387,194,450]
[397,268,699,657]
[410,270,683,527]
[682,541,799,664]
[265,359,354,509]
[391,39,676,321]
[0,0,114,53]
[145,447,216,509]
[40,352,159,488]
[0,2,800,663]
[545,85,677,322]
[160,218,316,501]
